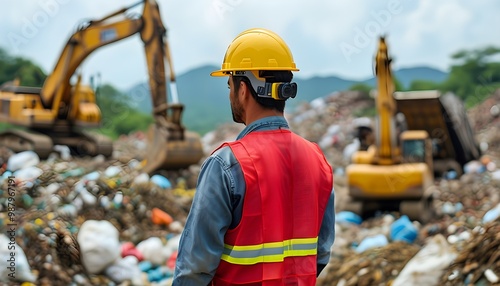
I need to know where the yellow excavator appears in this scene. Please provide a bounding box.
[345,37,435,222]
[0,0,203,173]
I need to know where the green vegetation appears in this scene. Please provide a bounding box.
[349,83,372,94]
[408,80,441,91]
[442,46,500,108]
[0,48,46,87]
[353,106,377,118]
[95,84,153,139]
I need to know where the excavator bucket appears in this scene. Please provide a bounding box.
[142,121,204,174]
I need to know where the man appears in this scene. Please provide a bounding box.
[173,28,335,285]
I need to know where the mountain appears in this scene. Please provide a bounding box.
[125,65,448,134]
[359,66,448,88]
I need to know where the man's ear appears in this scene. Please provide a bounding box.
[239,80,250,98]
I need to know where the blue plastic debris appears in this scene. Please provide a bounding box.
[336,211,363,225]
[483,203,500,223]
[151,175,172,189]
[390,215,418,243]
[138,261,154,272]
[356,234,388,253]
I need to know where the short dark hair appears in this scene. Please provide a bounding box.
[232,71,293,113]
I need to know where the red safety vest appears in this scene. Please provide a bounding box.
[212,129,333,286]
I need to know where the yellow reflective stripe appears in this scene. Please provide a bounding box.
[221,237,318,265]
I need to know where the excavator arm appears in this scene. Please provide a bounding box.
[41,1,147,116]
[0,0,204,172]
[374,37,398,165]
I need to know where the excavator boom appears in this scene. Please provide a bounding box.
[0,0,204,173]
[374,38,398,165]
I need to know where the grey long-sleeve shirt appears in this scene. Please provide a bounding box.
[173,116,336,285]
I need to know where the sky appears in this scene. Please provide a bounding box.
[1,0,500,91]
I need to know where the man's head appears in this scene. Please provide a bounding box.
[211,28,299,124]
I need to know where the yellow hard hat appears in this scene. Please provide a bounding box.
[211,28,299,77]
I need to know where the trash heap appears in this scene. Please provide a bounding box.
[293,90,500,286]
[0,89,499,285]
[0,140,200,285]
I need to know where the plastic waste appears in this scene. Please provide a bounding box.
[492,170,500,182]
[128,159,141,169]
[445,170,458,180]
[151,175,172,189]
[13,167,43,182]
[44,183,60,196]
[6,151,40,172]
[0,234,37,283]
[355,234,388,253]
[147,268,164,282]
[77,220,121,274]
[62,168,85,178]
[21,194,34,208]
[392,234,457,286]
[336,211,363,225]
[53,145,71,160]
[151,208,174,226]
[113,191,123,207]
[104,166,122,178]
[343,138,360,162]
[463,160,486,174]
[99,196,110,209]
[390,215,418,243]
[0,171,12,185]
[137,237,169,265]
[105,256,143,284]
[334,167,345,177]
[167,251,177,270]
[487,162,497,172]
[133,173,150,185]
[483,203,500,223]
[57,204,78,218]
[485,269,499,283]
[145,266,173,282]
[78,188,97,206]
[83,171,100,181]
[138,261,154,272]
[166,234,182,253]
[121,242,144,261]
[73,274,88,285]
[168,221,184,233]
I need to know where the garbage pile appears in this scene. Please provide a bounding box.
[0,141,200,285]
[0,89,499,285]
[295,90,500,286]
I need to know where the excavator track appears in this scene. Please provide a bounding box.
[77,130,113,157]
[0,129,113,159]
[0,129,54,159]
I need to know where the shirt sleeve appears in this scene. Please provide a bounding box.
[173,153,234,286]
[317,188,336,268]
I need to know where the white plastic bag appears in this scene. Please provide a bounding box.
[392,234,457,286]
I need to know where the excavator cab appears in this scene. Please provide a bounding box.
[400,130,432,165]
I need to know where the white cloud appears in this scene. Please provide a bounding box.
[1,0,499,89]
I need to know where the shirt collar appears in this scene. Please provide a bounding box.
[236,116,289,140]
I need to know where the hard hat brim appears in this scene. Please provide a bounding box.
[210,70,228,77]
[210,67,299,77]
